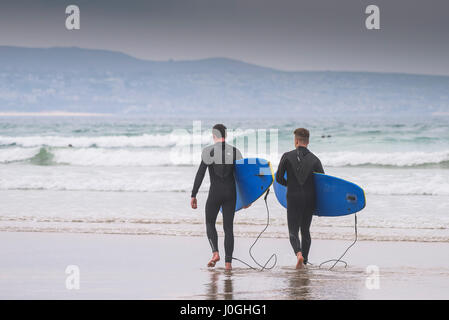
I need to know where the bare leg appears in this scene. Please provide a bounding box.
[207,251,220,267]
[225,262,232,271]
[296,252,304,269]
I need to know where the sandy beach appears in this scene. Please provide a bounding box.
[1,231,448,300]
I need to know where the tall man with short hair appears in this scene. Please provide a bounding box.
[191,124,242,271]
[276,128,324,269]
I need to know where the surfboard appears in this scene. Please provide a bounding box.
[231,158,274,212]
[273,172,366,216]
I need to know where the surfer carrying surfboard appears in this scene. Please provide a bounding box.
[191,124,243,271]
[276,128,324,269]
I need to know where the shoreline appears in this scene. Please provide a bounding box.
[1,188,447,243]
[0,228,448,244]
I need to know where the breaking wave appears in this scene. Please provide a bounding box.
[0,145,448,168]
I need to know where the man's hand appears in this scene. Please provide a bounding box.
[191,197,198,209]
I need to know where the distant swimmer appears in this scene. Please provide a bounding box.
[191,124,243,271]
[68,144,73,147]
[276,128,324,269]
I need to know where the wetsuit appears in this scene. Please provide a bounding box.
[191,142,243,263]
[276,146,324,264]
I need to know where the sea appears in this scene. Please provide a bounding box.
[0,115,448,243]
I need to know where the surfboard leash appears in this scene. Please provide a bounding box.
[317,213,358,270]
[232,188,278,271]
[232,189,358,271]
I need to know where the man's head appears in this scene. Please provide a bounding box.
[212,124,227,142]
[294,128,310,147]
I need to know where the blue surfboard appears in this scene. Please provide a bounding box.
[273,172,366,216]
[230,158,274,212]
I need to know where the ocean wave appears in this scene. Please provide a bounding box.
[0,134,186,148]
[1,145,449,169]
[0,129,260,148]
[0,147,41,163]
[319,151,449,167]
[1,171,449,195]
[0,146,272,167]
[52,147,204,166]
[0,146,202,166]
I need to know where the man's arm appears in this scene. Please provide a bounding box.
[276,153,288,186]
[315,158,325,174]
[235,147,243,161]
[191,160,207,199]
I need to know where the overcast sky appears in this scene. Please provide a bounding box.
[0,0,448,75]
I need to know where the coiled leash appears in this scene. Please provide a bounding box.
[317,213,358,270]
[232,188,277,271]
[232,190,358,271]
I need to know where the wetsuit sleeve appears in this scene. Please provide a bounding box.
[191,160,207,198]
[314,158,325,174]
[235,147,243,160]
[276,153,288,186]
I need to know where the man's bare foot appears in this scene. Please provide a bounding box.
[296,252,304,269]
[207,252,220,267]
[225,262,232,271]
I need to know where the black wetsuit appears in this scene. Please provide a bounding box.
[191,142,243,263]
[276,146,324,264]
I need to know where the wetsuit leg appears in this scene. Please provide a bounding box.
[299,210,313,264]
[221,194,236,263]
[287,196,301,254]
[205,194,221,253]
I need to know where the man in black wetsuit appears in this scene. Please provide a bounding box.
[276,128,324,269]
[191,124,243,271]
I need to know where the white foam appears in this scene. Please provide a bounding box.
[0,165,196,192]
[318,151,449,167]
[0,130,257,148]
[51,148,202,166]
[0,134,184,148]
[0,147,40,163]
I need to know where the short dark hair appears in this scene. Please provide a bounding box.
[294,128,310,144]
[212,124,227,139]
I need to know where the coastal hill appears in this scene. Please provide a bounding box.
[0,46,448,116]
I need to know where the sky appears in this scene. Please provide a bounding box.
[0,0,448,75]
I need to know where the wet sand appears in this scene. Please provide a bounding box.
[0,232,448,299]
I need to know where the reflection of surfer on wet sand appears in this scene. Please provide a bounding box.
[205,270,234,300]
[205,270,219,300]
[286,268,311,299]
[223,275,233,300]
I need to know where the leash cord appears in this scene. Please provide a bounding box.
[317,213,358,270]
[232,188,277,271]
[232,190,357,271]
